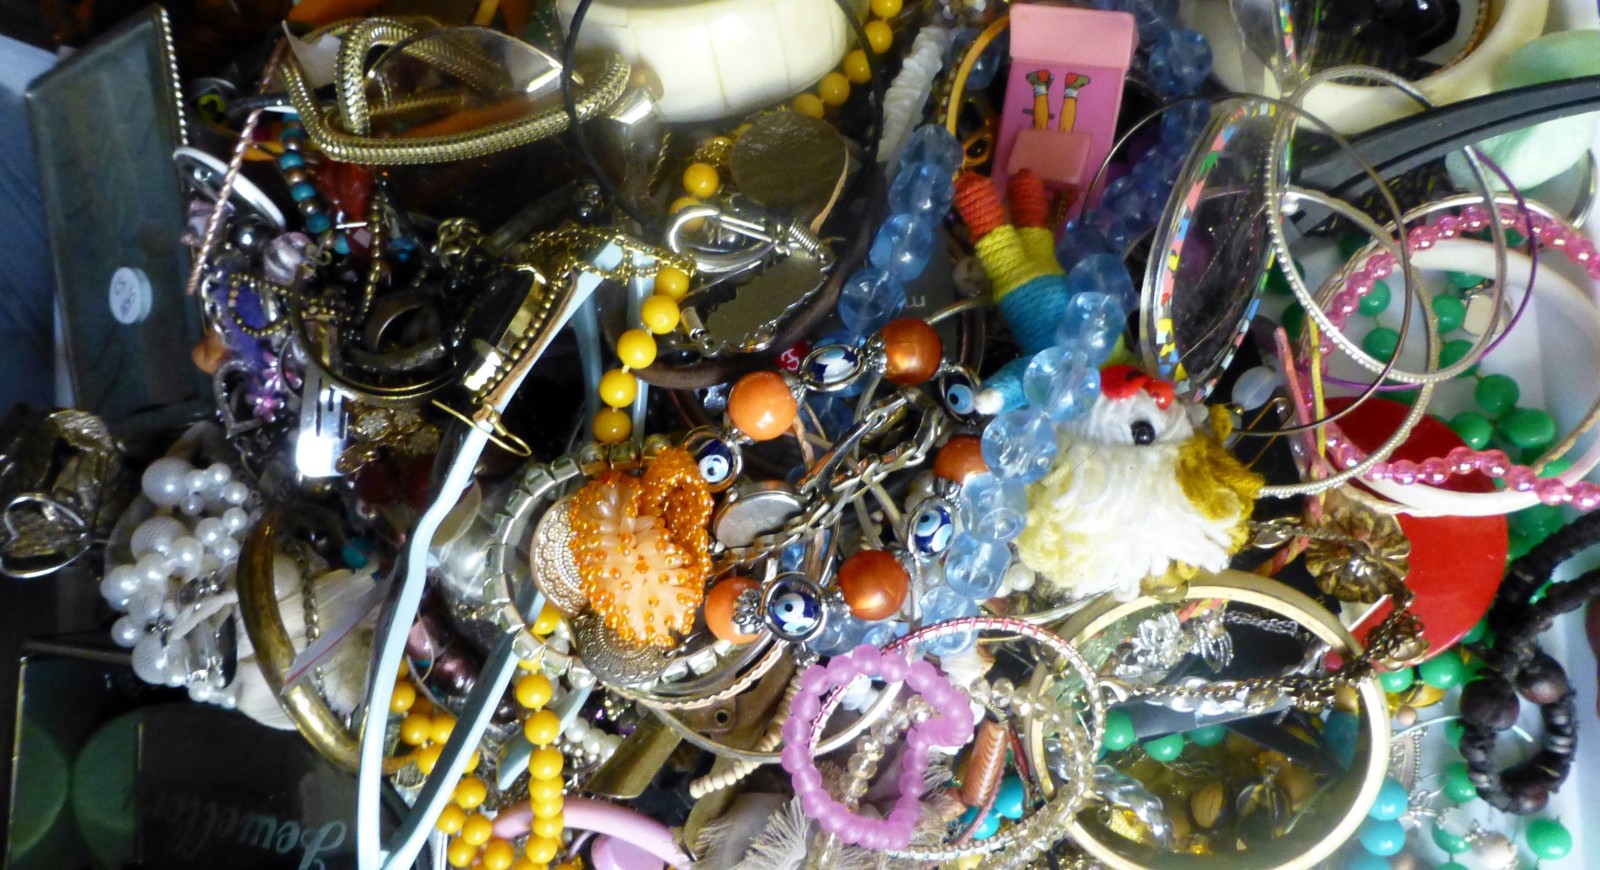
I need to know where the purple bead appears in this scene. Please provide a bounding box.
[906,659,939,690]
[800,665,830,693]
[801,791,830,818]
[782,743,808,772]
[794,767,823,793]
[263,232,312,285]
[899,767,925,797]
[850,643,883,673]
[878,652,909,682]
[792,693,821,723]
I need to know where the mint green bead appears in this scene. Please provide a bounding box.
[1378,667,1415,693]
[1475,374,1520,416]
[1527,818,1573,859]
[1363,327,1401,361]
[1450,413,1494,449]
[1444,762,1478,802]
[1419,651,1467,689]
[1500,407,1557,450]
[1433,294,1467,333]
[1143,733,1184,762]
[1104,709,1135,752]
[1511,505,1565,540]
[1440,338,1479,376]
[1447,271,1484,290]
[1360,281,1391,316]
[1187,724,1226,747]
[1541,456,1574,478]
[1433,823,1470,854]
[1281,303,1306,341]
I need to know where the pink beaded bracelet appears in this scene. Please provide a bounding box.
[780,644,976,851]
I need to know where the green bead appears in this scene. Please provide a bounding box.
[1186,724,1226,747]
[1439,338,1479,376]
[1509,528,1536,560]
[1433,294,1467,333]
[1450,413,1494,450]
[1444,762,1479,802]
[1500,407,1557,450]
[1542,456,1574,479]
[1378,667,1415,693]
[1438,864,1468,870]
[1419,651,1467,689]
[1143,733,1185,763]
[1338,233,1371,261]
[1360,280,1391,316]
[1511,505,1565,540]
[1390,388,1420,406]
[1281,303,1306,341]
[1526,818,1573,860]
[1445,719,1465,746]
[1265,257,1305,296]
[1447,271,1484,290]
[1363,327,1401,361]
[1433,822,1470,854]
[1507,228,1527,247]
[1103,709,1136,752]
[1475,374,1521,416]
[1463,618,1488,644]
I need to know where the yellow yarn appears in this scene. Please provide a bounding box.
[975,229,1052,302]
[1017,226,1063,277]
[1175,410,1262,530]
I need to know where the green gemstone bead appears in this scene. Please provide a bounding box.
[1463,618,1488,644]
[1444,762,1479,802]
[1475,374,1521,416]
[1378,667,1415,693]
[1143,733,1185,763]
[1103,709,1136,752]
[1360,280,1391,316]
[1439,338,1479,376]
[1186,724,1226,747]
[1419,651,1467,689]
[1265,257,1305,296]
[1511,505,1565,540]
[1447,271,1484,290]
[1433,822,1470,854]
[1450,413,1494,450]
[1433,294,1467,333]
[1500,407,1557,451]
[1363,327,1401,361]
[1527,818,1573,860]
[1338,233,1371,261]
[1281,303,1306,341]
[1542,456,1574,479]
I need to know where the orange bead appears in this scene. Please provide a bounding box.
[705,576,763,644]
[593,408,631,444]
[523,709,561,746]
[531,812,564,839]
[482,840,517,870]
[727,371,798,441]
[838,550,911,620]
[682,162,721,199]
[460,813,494,846]
[390,680,416,713]
[879,317,942,385]
[454,776,488,810]
[870,0,902,17]
[516,673,554,710]
[400,713,432,746]
[864,19,893,53]
[616,329,657,369]
[818,72,850,107]
[510,860,542,870]
[598,368,638,408]
[654,267,690,301]
[640,294,681,334]
[934,434,989,483]
[447,839,479,868]
[436,803,467,834]
[842,50,872,85]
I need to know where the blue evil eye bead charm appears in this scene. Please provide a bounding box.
[683,428,742,492]
[906,498,957,557]
[763,574,827,642]
[801,344,865,391]
[938,366,981,420]
[981,409,1058,483]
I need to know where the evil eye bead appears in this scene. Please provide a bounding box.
[683,428,742,492]
[762,574,827,642]
[939,367,980,419]
[801,344,864,391]
[907,498,957,557]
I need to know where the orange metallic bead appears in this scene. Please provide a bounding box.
[705,576,762,644]
[837,550,910,620]
[727,371,797,441]
[934,435,989,483]
[879,318,942,386]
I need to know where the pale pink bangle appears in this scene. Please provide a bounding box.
[490,796,690,868]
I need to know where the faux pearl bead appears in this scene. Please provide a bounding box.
[179,493,206,517]
[131,634,169,684]
[222,507,250,534]
[167,537,205,579]
[101,565,142,602]
[219,481,250,506]
[135,553,170,586]
[213,537,240,563]
[194,517,227,549]
[110,615,143,648]
[131,515,187,558]
[183,469,210,496]
[142,458,194,508]
[204,462,233,489]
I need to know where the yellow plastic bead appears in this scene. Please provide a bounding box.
[654,267,690,301]
[516,673,554,710]
[467,749,481,771]
[417,743,444,775]
[818,72,850,107]
[430,714,456,744]
[528,776,563,805]
[454,776,489,811]
[843,50,872,85]
[398,659,409,677]
[670,195,705,232]
[436,803,467,835]
[616,329,657,370]
[598,368,638,408]
[793,92,825,118]
[870,0,902,17]
[447,839,479,868]
[526,837,561,865]
[510,861,543,870]
[531,812,564,839]
[593,408,631,444]
[390,680,416,714]
[682,162,721,199]
[864,19,893,53]
[400,713,432,746]
[411,693,432,718]
[528,746,565,781]
[531,601,564,637]
[460,813,494,847]
[532,797,564,820]
[640,295,680,335]
[482,840,517,870]
[523,709,562,746]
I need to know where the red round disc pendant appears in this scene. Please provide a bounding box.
[1323,397,1506,659]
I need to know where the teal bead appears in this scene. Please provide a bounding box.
[1368,778,1408,821]
[1439,338,1479,375]
[1526,817,1573,860]
[994,776,1025,820]
[290,182,318,202]
[1358,817,1406,856]
[1444,762,1478,803]
[1500,407,1557,450]
[1433,294,1467,333]
[1450,413,1494,450]
[1281,302,1306,341]
[1265,257,1305,296]
[1419,651,1467,689]
[1476,374,1521,416]
[1143,733,1185,763]
[1363,327,1401,361]
[1326,711,1360,767]
[1104,709,1136,752]
[1511,505,1565,540]
[1447,271,1484,290]
[1187,724,1226,747]
[1344,855,1390,870]
[1359,280,1391,316]
[975,808,1001,839]
[1433,822,1470,854]
[1463,618,1488,645]
[306,212,333,234]
[1378,667,1415,693]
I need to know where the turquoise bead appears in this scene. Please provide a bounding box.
[278,151,305,169]
[1187,724,1226,747]
[290,182,318,202]
[1359,280,1391,316]
[306,213,332,234]
[1437,864,1468,870]
[1419,651,1467,689]
[960,805,1001,839]
[1500,407,1557,450]
[994,776,1025,820]
[1326,711,1360,767]
[1378,667,1415,693]
[1358,817,1406,856]
[1368,778,1408,821]
[1433,821,1470,853]
[1103,709,1136,752]
[1433,294,1467,333]
[1526,817,1573,859]
[1449,412,1494,450]
[1444,762,1478,803]
[1143,733,1184,763]
[1475,374,1520,416]
[1363,327,1401,361]
[1344,855,1389,870]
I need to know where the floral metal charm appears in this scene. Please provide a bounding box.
[1301,495,1411,603]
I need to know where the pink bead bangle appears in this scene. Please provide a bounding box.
[1323,440,1600,510]
[780,644,976,851]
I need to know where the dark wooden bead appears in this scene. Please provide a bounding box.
[1461,678,1522,731]
[1507,783,1550,815]
[1516,651,1570,704]
[1459,734,1495,766]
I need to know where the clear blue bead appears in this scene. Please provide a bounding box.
[859,619,900,648]
[1135,175,1175,225]
[959,473,1029,542]
[1343,855,1390,870]
[290,182,318,203]
[944,534,1010,599]
[868,214,937,280]
[1161,98,1213,146]
[1148,29,1213,97]
[305,212,332,234]
[922,624,977,657]
[995,776,1026,819]
[1099,176,1141,221]
[888,161,955,219]
[921,584,980,624]
[1055,221,1120,271]
[1024,347,1100,421]
[806,605,866,656]
[901,124,964,174]
[839,267,907,336]
[1064,253,1136,310]
[1131,0,1175,43]
[981,409,1058,483]
[1231,365,1282,409]
[1368,777,1408,821]
[1091,211,1143,251]
[1357,817,1406,857]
